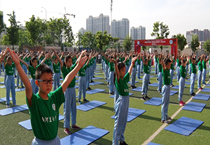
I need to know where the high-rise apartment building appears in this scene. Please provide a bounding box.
[186,29,210,43]
[78,28,85,35]
[111,18,129,40]
[86,14,110,34]
[130,26,146,40]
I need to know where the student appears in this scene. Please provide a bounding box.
[108,55,115,94]
[59,51,84,135]
[154,53,158,74]
[161,58,172,123]
[157,54,163,93]
[147,54,153,84]
[4,56,16,107]
[170,54,175,87]
[209,59,210,78]
[176,55,181,82]
[9,48,87,145]
[190,57,197,96]
[20,52,49,94]
[178,56,189,106]
[141,53,150,100]
[197,56,203,90]
[52,52,61,91]
[113,54,137,145]
[202,55,208,85]
[131,55,137,89]
[137,56,141,79]
[78,52,91,104]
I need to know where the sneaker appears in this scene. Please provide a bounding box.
[78,100,82,104]
[131,86,137,89]
[145,95,150,100]
[167,116,172,121]
[71,125,80,129]
[83,99,89,102]
[6,104,10,108]
[88,87,92,90]
[170,84,174,87]
[149,82,151,84]
[120,141,128,145]
[161,120,169,123]
[191,92,196,96]
[64,128,71,135]
[21,86,25,88]
[179,101,185,106]
[141,96,146,101]
[91,80,94,83]
[199,87,203,90]
[157,90,161,93]
[109,92,114,95]
[203,83,206,85]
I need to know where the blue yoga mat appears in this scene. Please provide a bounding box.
[160,90,178,96]
[86,89,105,94]
[89,82,104,86]
[18,115,64,130]
[164,117,203,136]
[110,93,133,98]
[185,81,190,85]
[0,86,6,88]
[147,142,161,145]
[15,88,25,92]
[0,97,11,103]
[144,97,162,106]
[128,81,139,84]
[60,125,109,145]
[201,88,210,92]
[172,85,186,89]
[111,108,146,122]
[75,86,79,89]
[92,77,103,80]
[131,87,142,92]
[149,83,159,87]
[193,94,210,101]
[77,100,106,111]
[0,82,4,85]
[182,102,206,112]
[204,84,210,87]
[0,104,28,116]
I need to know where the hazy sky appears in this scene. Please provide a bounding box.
[0,0,209,39]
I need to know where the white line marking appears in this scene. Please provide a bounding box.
[142,81,209,145]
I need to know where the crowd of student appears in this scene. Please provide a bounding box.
[0,48,209,145]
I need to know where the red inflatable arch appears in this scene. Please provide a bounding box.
[134,38,178,58]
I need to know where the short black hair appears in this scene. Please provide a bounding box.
[35,64,53,79]
[164,58,172,65]
[117,62,126,71]
[30,57,37,66]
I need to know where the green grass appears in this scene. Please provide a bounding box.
[0,65,210,145]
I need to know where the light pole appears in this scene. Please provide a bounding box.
[41,7,47,20]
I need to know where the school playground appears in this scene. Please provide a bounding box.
[0,64,209,145]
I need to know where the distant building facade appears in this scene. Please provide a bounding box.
[111,18,129,40]
[86,14,110,34]
[186,29,210,43]
[130,26,146,40]
[78,28,85,35]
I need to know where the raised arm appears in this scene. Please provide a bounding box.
[40,52,51,65]
[9,48,32,106]
[128,56,138,76]
[0,48,8,63]
[61,51,87,92]
[53,49,63,69]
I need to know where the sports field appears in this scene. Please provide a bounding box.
[0,64,209,145]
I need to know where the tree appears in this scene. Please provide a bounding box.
[0,11,4,34]
[203,39,210,53]
[26,15,46,46]
[151,21,170,51]
[1,34,10,45]
[6,11,19,49]
[95,31,112,51]
[123,35,132,51]
[191,34,200,52]
[172,34,187,51]
[18,28,32,51]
